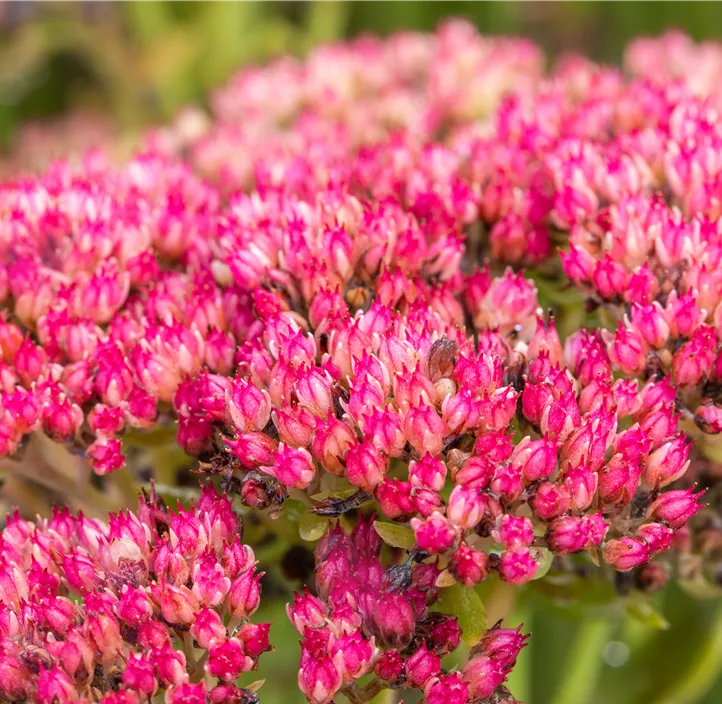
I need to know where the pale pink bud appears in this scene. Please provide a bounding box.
[312,415,356,475]
[564,463,599,511]
[404,404,445,456]
[643,433,690,489]
[287,590,327,634]
[375,479,414,519]
[150,583,199,625]
[514,436,557,484]
[446,485,485,530]
[123,654,158,699]
[226,568,263,619]
[608,323,648,375]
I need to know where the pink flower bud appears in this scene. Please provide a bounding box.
[227,380,271,432]
[374,649,403,682]
[36,665,77,704]
[695,403,722,433]
[331,631,375,683]
[236,622,272,658]
[425,673,470,704]
[547,516,591,554]
[345,442,388,491]
[490,464,523,502]
[227,432,278,469]
[608,323,647,375]
[287,590,327,634]
[672,326,716,386]
[405,643,441,688]
[492,514,534,550]
[373,593,415,649]
[298,650,344,704]
[451,544,489,587]
[375,479,414,520]
[151,645,189,687]
[498,548,539,585]
[411,512,457,554]
[442,390,480,435]
[268,444,316,489]
[643,433,690,489]
[514,436,557,484]
[404,404,445,456]
[123,654,158,699]
[311,415,356,475]
[602,537,650,571]
[446,485,485,530]
[87,438,125,475]
[150,583,199,625]
[462,654,506,700]
[636,522,675,555]
[646,488,706,529]
[564,463,599,511]
[630,302,670,348]
[296,368,334,418]
[205,637,253,681]
[190,607,226,649]
[409,454,447,491]
[273,405,315,448]
[226,568,263,619]
[598,456,642,510]
[165,683,206,704]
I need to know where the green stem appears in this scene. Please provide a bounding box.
[551,619,612,704]
[646,605,722,704]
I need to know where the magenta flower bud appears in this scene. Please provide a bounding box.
[412,486,443,517]
[165,682,206,704]
[598,455,642,510]
[602,537,650,572]
[268,444,316,489]
[331,631,376,683]
[462,654,506,700]
[205,637,253,681]
[287,590,327,634]
[490,464,524,502]
[361,407,406,457]
[373,592,415,650]
[0,644,32,701]
[36,665,78,704]
[296,368,334,418]
[311,415,356,475]
[561,244,596,285]
[226,568,263,619]
[411,512,457,554]
[404,403,445,457]
[630,302,670,348]
[492,514,534,550]
[150,583,199,625]
[529,480,571,520]
[14,336,47,385]
[667,291,703,338]
[404,643,441,689]
[608,323,647,375]
[514,436,557,484]
[446,485,485,529]
[87,438,126,475]
[41,392,83,441]
[298,650,344,704]
[451,455,493,489]
[345,441,388,492]
[191,551,232,606]
[137,621,171,651]
[123,653,158,699]
[424,673,470,704]
[227,379,271,432]
[473,431,513,464]
[442,389,480,435]
[547,516,591,554]
[190,606,227,649]
[375,479,415,519]
[236,622,272,658]
[498,548,539,585]
[151,645,189,687]
[593,255,627,300]
[647,488,706,529]
[409,454,447,491]
[451,544,489,587]
[374,649,403,682]
[208,683,245,704]
[636,522,675,555]
[564,463,599,511]
[672,326,716,386]
[643,433,690,489]
[227,432,277,469]
[273,405,315,448]
[695,403,722,433]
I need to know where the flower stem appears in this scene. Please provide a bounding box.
[551,618,612,704]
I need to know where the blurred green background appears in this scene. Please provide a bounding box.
[4,1,722,702]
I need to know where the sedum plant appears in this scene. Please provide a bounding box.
[1,19,722,704]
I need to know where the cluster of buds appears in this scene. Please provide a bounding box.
[287,515,527,704]
[0,484,270,703]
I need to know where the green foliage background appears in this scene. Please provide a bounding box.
[3,2,722,702]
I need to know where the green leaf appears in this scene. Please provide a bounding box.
[434,583,487,645]
[532,547,554,581]
[625,596,669,630]
[299,512,329,542]
[246,679,265,693]
[679,575,722,600]
[373,521,416,550]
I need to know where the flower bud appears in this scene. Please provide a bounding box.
[404,643,441,689]
[446,485,485,530]
[646,488,706,529]
[404,404,445,456]
[409,454,447,491]
[492,514,534,550]
[345,442,388,491]
[205,638,253,681]
[226,568,263,619]
[411,512,457,554]
[462,654,506,700]
[424,673,470,704]
[451,544,489,587]
[298,650,344,704]
[374,649,403,682]
[529,481,571,520]
[190,607,226,649]
[602,537,650,571]
[642,433,690,489]
[372,592,415,650]
[268,444,316,489]
[498,548,539,585]
[330,631,375,683]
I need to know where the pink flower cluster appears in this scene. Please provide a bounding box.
[288,515,527,704]
[0,484,270,703]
